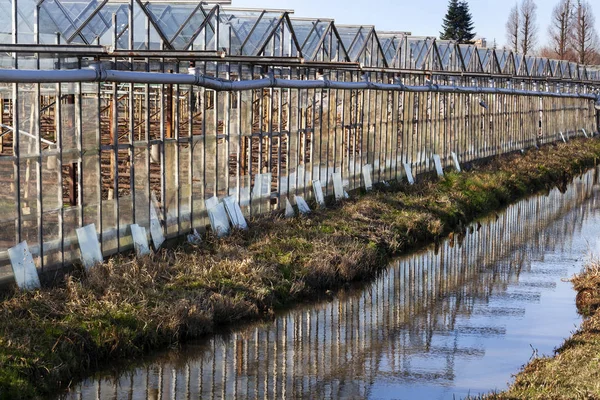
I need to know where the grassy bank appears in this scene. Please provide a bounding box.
[485,261,600,400]
[2,139,600,399]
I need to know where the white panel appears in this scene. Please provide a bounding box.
[295,195,311,214]
[362,164,373,190]
[223,196,248,230]
[313,166,328,183]
[229,185,250,207]
[287,172,297,193]
[297,166,304,189]
[403,162,415,185]
[130,224,151,256]
[206,201,230,237]
[312,180,325,207]
[279,175,288,195]
[239,186,250,206]
[251,173,263,200]
[261,173,272,197]
[76,223,103,271]
[251,173,272,201]
[187,228,202,244]
[285,197,295,218]
[150,193,165,250]
[433,154,444,177]
[8,241,41,291]
[332,172,344,201]
[451,152,462,172]
[205,196,219,211]
[298,165,311,188]
[362,164,373,191]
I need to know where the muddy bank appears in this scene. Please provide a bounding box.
[2,138,600,399]
[485,260,600,400]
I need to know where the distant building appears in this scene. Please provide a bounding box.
[474,38,487,48]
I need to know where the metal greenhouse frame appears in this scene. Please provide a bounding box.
[0,0,598,280]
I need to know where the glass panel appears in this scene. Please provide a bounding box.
[191,12,216,51]
[478,49,490,70]
[133,146,149,229]
[336,26,362,57]
[0,156,16,254]
[145,2,210,49]
[39,0,86,43]
[0,0,11,44]
[173,5,217,50]
[191,134,205,228]
[292,20,329,60]
[41,209,61,267]
[526,56,535,76]
[81,87,100,229]
[16,0,39,44]
[536,58,546,76]
[62,205,80,264]
[164,140,178,235]
[243,16,279,56]
[378,33,403,67]
[96,4,129,48]
[515,54,524,75]
[16,85,39,262]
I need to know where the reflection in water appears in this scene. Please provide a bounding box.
[63,168,600,400]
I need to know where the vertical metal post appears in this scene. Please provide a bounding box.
[55,33,64,264]
[129,0,135,228]
[12,0,21,245]
[76,62,84,231]
[225,63,232,208]
[66,94,77,206]
[95,57,103,256]
[188,63,195,228]
[34,3,43,269]
[174,65,181,235]
[111,13,120,252]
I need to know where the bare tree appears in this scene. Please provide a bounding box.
[520,0,538,55]
[571,0,599,64]
[505,3,520,52]
[548,0,574,59]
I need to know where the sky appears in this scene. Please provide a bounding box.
[229,0,600,51]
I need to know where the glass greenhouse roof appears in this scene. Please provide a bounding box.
[0,0,594,80]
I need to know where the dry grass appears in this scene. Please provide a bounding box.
[2,138,600,399]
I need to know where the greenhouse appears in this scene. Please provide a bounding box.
[0,0,598,282]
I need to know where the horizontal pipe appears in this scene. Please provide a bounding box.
[0,68,98,83]
[0,65,596,101]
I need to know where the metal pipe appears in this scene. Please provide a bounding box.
[0,66,596,101]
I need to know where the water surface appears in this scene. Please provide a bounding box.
[61,168,600,400]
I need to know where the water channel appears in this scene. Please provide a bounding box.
[60,167,600,400]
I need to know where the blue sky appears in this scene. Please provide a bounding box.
[231,0,600,51]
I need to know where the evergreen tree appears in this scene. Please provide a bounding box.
[440,0,461,40]
[440,0,476,43]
